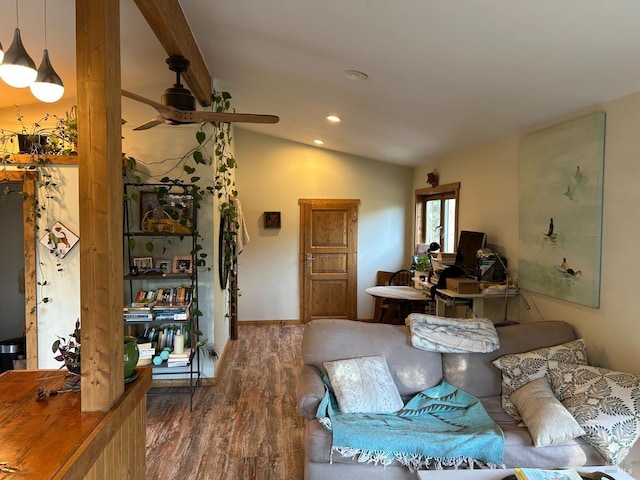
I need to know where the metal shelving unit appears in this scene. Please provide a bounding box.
[123,182,201,410]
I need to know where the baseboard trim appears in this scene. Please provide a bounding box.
[238,319,377,325]
[238,319,302,326]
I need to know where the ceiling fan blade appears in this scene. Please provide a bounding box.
[121,90,171,114]
[195,111,279,124]
[133,118,166,131]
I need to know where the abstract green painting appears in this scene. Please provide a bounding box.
[519,112,605,308]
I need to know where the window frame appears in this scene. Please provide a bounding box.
[414,182,460,254]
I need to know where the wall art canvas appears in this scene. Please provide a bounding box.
[519,112,605,308]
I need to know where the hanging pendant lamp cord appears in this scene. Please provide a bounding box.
[44,0,48,49]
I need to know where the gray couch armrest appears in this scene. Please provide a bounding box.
[297,364,325,420]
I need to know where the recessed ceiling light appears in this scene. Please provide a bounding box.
[326,115,341,123]
[313,139,324,145]
[343,69,368,81]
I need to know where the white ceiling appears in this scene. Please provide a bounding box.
[2,1,640,166]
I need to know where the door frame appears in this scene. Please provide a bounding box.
[299,198,359,323]
[3,171,38,369]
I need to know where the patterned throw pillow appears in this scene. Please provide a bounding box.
[548,361,640,465]
[510,377,585,447]
[492,339,587,420]
[324,355,404,414]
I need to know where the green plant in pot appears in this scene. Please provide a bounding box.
[414,255,431,273]
[53,320,139,381]
[123,335,139,381]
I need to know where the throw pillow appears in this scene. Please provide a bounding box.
[510,377,585,447]
[492,339,587,420]
[323,355,404,414]
[548,361,640,465]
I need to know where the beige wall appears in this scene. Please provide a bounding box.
[414,93,640,375]
[0,88,222,377]
[234,129,414,321]
[4,86,638,377]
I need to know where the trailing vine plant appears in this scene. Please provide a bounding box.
[0,109,77,310]
[120,90,239,357]
[211,91,240,298]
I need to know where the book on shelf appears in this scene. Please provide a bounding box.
[514,467,583,480]
[154,310,191,321]
[166,360,190,367]
[124,303,156,312]
[155,287,192,307]
[124,313,154,321]
[131,289,158,307]
[168,348,191,359]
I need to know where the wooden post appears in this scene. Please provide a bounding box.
[76,0,124,411]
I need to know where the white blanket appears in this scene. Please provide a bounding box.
[406,313,500,353]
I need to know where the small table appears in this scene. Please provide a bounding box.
[365,285,431,324]
[416,466,631,479]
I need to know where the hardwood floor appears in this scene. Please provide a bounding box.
[146,324,306,479]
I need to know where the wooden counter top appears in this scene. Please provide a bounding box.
[0,368,151,479]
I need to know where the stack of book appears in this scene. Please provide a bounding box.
[136,341,154,366]
[123,305,155,322]
[167,348,191,368]
[153,303,191,321]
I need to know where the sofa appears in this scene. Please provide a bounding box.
[297,319,621,480]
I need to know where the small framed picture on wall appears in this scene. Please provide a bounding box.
[264,211,281,229]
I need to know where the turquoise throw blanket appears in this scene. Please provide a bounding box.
[317,379,505,471]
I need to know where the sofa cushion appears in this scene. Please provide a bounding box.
[324,355,403,414]
[510,377,585,447]
[442,321,578,399]
[302,319,443,396]
[492,338,587,420]
[548,361,640,465]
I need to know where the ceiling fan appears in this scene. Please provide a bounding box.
[122,56,279,131]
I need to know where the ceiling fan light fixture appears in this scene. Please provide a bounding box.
[162,85,196,111]
[326,115,341,123]
[0,28,37,88]
[30,49,64,102]
[343,69,368,81]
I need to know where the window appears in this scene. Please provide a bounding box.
[415,183,459,254]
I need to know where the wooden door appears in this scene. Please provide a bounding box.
[299,199,359,323]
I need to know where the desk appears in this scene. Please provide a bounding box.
[366,286,431,324]
[435,288,517,318]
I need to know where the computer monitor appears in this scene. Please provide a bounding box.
[455,230,487,278]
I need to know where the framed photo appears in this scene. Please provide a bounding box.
[39,221,79,259]
[156,259,171,272]
[264,211,281,229]
[132,256,154,271]
[139,190,194,233]
[172,255,192,274]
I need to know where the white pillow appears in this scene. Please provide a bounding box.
[548,361,640,465]
[510,377,585,447]
[324,355,403,414]
[492,339,587,420]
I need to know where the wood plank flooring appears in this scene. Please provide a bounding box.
[145,324,306,480]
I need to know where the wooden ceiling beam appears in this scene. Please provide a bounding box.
[134,0,212,106]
